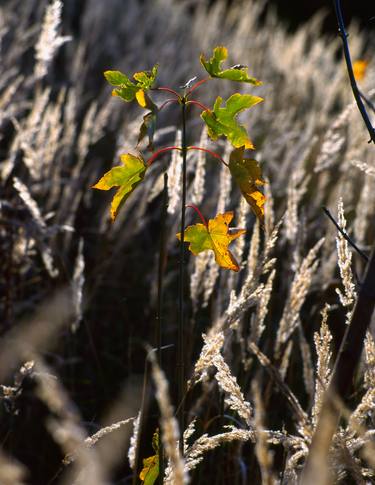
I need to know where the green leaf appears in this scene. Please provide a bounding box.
[92,153,147,221]
[140,455,159,485]
[201,93,263,148]
[177,211,246,272]
[200,46,262,85]
[104,65,158,106]
[139,429,159,485]
[229,147,265,225]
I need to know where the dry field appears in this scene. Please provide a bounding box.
[0,0,374,483]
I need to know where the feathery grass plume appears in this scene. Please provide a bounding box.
[250,268,275,345]
[312,305,333,427]
[249,342,308,425]
[298,326,314,399]
[34,359,106,485]
[183,428,255,474]
[183,419,197,452]
[335,197,356,312]
[252,381,275,485]
[354,175,375,246]
[148,349,186,485]
[364,333,375,390]
[263,176,275,240]
[275,238,324,357]
[167,129,182,215]
[279,340,293,381]
[350,159,375,177]
[191,128,207,206]
[13,176,59,278]
[64,417,135,465]
[226,284,264,329]
[190,251,211,313]
[0,452,26,485]
[246,219,260,283]
[13,177,46,230]
[314,102,355,173]
[71,238,85,333]
[191,331,225,385]
[128,411,141,470]
[212,352,252,426]
[284,169,309,242]
[34,0,72,79]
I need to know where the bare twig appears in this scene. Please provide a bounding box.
[333,0,375,143]
[322,207,369,262]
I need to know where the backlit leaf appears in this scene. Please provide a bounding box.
[104,65,158,107]
[177,212,246,271]
[92,153,147,221]
[200,46,262,85]
[229,147,265,225]
[137,93,159,151]
[353,59,369,81]
[139,429,159,485]
[201,93,263,148]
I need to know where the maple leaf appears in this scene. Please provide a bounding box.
[200,46,262,85]
[229,147,265,225]
[92,153,147,221]
[201,93,263,149]
[177,212,246,271]
[104,65,158,107]
[139,429,159,485]
[353,59,369,81]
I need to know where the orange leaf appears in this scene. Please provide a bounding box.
[353,60,369,81]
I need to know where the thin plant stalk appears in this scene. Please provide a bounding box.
[177,97,188,453]
[156,173,168,484]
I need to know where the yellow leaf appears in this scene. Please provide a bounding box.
[92,153,147,221]
[136,89,147,108]
[177,212,246,271]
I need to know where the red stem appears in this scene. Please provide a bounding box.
[158,98,179,112]
[147,146,181,166]
[187,146,228,167]
[186,77,210,96]
[155,86,180,98]
[186,100,210,112]
[186,204,208,227]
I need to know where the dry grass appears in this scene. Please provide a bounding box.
[0,0,374,483]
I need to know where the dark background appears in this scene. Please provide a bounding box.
[228,0,374,33]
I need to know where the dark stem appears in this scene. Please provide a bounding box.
[177,98,188,453]
[322,206,369,262]
[187,146,229,167]
[186,204,208,227]
[155,86,181,98]
[186,99,211,112]
[158,98,179,112]
[186,77,210,96]
[156,173,168,484]
[359,90,375,115]
[147,146,182,166]
[333,0,375,143]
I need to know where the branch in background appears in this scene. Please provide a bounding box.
[322,207,369,262]
[359,90,375,115]
[333,0,375,143]
[302,2,375,481]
